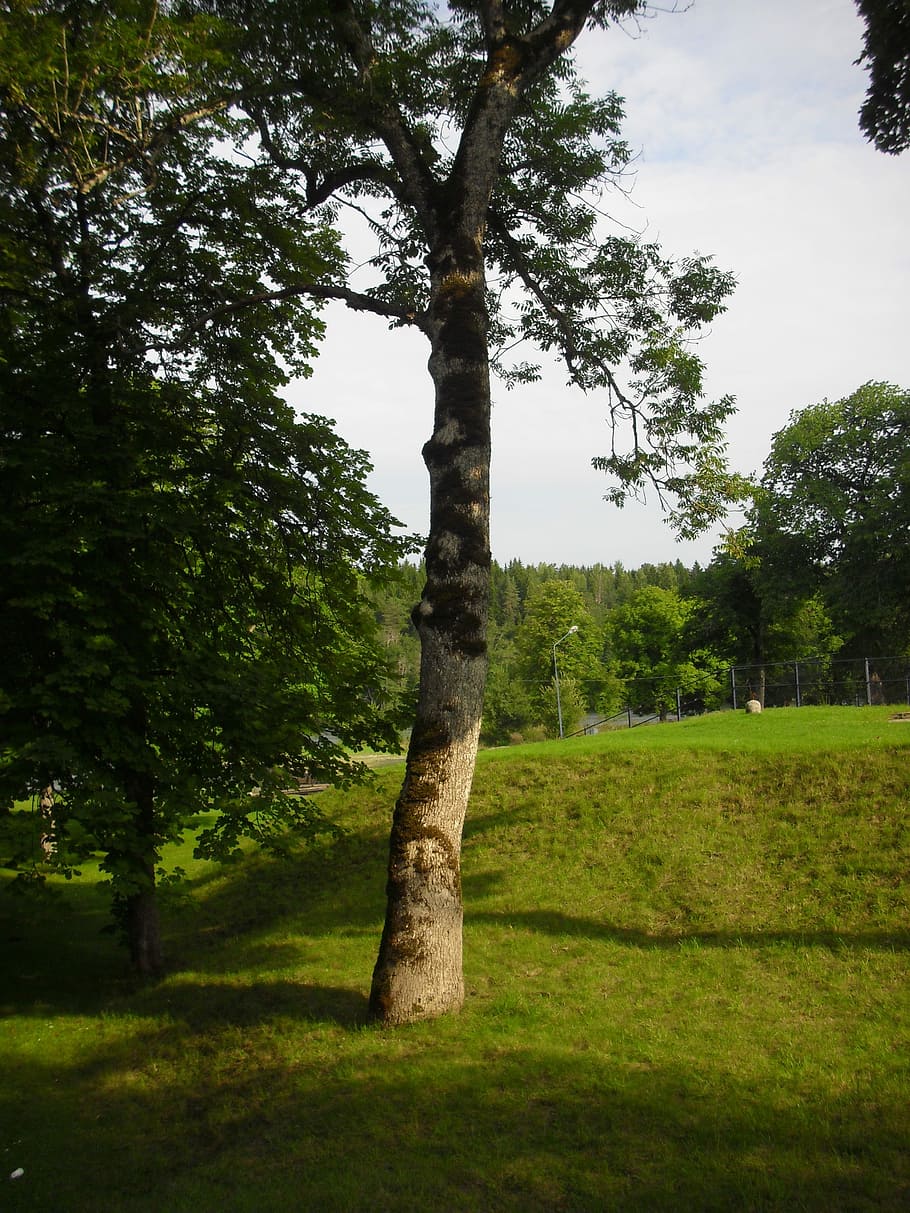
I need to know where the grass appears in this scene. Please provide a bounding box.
[1,705,909,1210]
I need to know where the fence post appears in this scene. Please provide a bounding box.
[627,707,632,729]
[676,687,682,721]
[730,666,737,710]
[794,661,801,708]
[865,657,872,706]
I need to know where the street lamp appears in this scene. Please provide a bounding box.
[553,625,579,739]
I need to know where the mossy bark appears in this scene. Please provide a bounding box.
[366,7,598,1024]
[369,237,491,1025]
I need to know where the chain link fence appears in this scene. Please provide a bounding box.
[725,656,910,710]
[574,656,910,735]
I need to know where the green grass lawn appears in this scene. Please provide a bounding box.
[2,706,909,1210]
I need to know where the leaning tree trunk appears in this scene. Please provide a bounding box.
[369,237,491,1025]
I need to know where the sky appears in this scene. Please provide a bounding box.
[285,0,910,570]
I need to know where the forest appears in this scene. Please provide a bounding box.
[375,380,910,744]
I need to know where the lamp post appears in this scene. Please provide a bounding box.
[553,625,579,739]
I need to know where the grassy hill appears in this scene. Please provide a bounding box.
[2,706,909,1210]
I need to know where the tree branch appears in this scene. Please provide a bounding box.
[446,2,607,232]
[487,208,642,456]
[327,0,438,225]
[176,282,427,340]
[251,111,400,208]
[478,0,507,43]
[488,211,585,377]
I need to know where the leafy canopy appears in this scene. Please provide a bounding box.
[754,382,910,655]
[196,0,743,533]
[856,0,910,154]
[607,585,722,716]
[0,0,412,901]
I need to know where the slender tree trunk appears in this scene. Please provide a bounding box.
[370,237,491,1025]
[364,0,598,1026]
[122,770,163,978]
[126,873,162,978]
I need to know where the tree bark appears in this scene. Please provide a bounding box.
[369,236,491,1025]
[364,2,601,1025]
[125,866,163,978]
[121,769,163,978]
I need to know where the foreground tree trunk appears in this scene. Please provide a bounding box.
[357,1,612,1025]
[121,771,163,978]
[369,240,491,1024]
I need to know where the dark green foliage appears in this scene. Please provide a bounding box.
[856,0,910,154]
[685,550,842,675]
[480,654,538,745]
[755,382,910,656]
[0,0,412,962]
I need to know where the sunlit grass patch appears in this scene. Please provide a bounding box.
[1,706,908,1210]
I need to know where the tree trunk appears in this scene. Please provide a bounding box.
[370,238,491,1025]
[122,771,163,978]
[39,785,56,858]
[126,867,162,978]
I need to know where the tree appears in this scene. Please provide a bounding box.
[607,586,722,720]
[856,0,910,154]
[514,580,605,719]
[196,0,741,1023]
[0,1,410,972]
[686,541,842,706]
[756,382,910,655]
[480,649,538,744]
[688,540,841,663]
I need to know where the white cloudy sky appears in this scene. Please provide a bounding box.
[285,0,910,569]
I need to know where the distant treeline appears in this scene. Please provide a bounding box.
[372,557,708,744]
[372,383,910,745]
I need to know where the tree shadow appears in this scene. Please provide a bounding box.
[1,877,133,1015]
[3,1028,907,1212]
[1,820,389,1018]
[132,976,370,1029]
[464,905,910,952]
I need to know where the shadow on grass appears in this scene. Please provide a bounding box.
[0,820,388,1018]
[133,976,370,1029]
[465,907,910,952]
[5,806,908,1027]
[0,878,132,1015]
[3,1023,908,1213]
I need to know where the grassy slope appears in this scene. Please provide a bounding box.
[1,706,908,1211]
